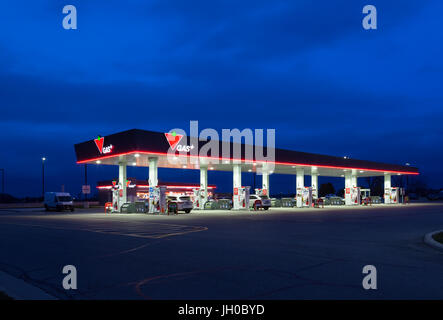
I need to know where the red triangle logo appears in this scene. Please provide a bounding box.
[164,132,183,150]
[94,136,105,154]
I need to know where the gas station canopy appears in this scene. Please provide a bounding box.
[74,129,419,177]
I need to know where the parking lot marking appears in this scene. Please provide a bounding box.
[0,216,208,239]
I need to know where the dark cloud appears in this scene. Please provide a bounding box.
[0,0,442,196]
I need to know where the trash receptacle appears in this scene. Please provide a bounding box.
[281,198,294,207]
[271,198,282,207]
[120,203,133,213]
[134,202,147,213]
[168,202,178,215]
[204,200,217,210]
[218,199,232,210]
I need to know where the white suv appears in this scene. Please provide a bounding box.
[249,194,271,210]
[167,196,193,214]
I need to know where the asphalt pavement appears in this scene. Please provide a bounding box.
[0,203,442,299]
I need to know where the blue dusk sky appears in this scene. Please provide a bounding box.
[0,0,442,196]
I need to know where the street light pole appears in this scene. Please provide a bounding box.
[405,163,410,192]
[42,157,46,199]
[84,164,88,201]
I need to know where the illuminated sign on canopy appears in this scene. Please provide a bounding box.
[165,131,195,153]
[164,131,184,150]
[94,136,114,154]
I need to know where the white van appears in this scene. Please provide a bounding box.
[44,192,74,212]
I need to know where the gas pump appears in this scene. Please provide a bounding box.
[296,187,303,208]
[193,187,207,210]
[302,187,313,207]
[110,179,132,213]
[384,187,391,204]
[345,187,360,205]
[311,186,318,200]
[148,186,166,213]
[360,189,371,205]
[390,187,399,204]
[384,187,399,204]
[111,180,124,213]
[351,187,360,205]
[111,181,120,212]
[233,186,250,210]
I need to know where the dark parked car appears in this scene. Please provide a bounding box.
[407,193,419,200]
[427,191,443,201]
[321,194,345,205]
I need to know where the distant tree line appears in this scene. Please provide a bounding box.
[317,175,436,198]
